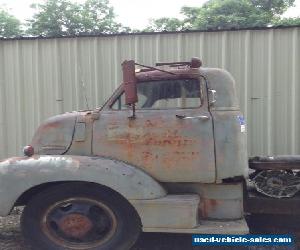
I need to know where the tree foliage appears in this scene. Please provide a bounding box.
[250,0,295,15]
[145,18,184,32]
[0,0,299,37]
[0,9,22,37]
[272,17,300,26]
[183,0,272,29]
[146,0,299,31]
[27,0,128,36]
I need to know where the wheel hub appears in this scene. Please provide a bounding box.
[41,198,118,248]
[58,213,93,238]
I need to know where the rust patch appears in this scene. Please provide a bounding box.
[199,198,219,218]
[58,213,93,238]
[105,126,200,168]
[107,127,197,147]
[142,151,156,166]
[136,68,199,82]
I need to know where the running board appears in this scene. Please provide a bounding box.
[143,219,249,234]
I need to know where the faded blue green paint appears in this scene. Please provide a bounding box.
[0,155,166,216]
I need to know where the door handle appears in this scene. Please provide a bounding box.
[208,89,217,105]
[176,114,210,120]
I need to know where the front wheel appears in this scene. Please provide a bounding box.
[21,182,141,250]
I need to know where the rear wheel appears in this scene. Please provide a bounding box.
[21,182,141,250]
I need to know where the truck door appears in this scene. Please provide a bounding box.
[93,77,215,182]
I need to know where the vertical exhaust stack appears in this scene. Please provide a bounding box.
[122,60,138,118]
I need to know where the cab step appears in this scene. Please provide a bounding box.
[131,194,200,229]
[131,194,249,234]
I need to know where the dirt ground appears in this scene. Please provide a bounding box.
[0,209,297,250]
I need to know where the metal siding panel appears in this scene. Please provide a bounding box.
[0,27,299,159]
[0,44,7,159]
[273,29,290,154]
[291,28,300,154]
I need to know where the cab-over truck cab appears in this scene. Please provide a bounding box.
[0,58,249,250]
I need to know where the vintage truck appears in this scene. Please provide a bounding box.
[0,58,299,250]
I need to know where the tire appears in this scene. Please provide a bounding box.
[21,182,141,250]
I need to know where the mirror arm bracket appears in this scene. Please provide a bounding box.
[128,103,136,119]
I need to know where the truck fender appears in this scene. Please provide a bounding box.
[0,155,167,216]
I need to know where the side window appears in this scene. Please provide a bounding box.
[111,91,147,110]
[112,79,201,110]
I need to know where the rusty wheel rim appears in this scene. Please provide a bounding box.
[41,197,117,249]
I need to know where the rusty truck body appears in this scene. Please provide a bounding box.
[0,58,298,250]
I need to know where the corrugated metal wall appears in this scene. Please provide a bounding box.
[0,27,299,159]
